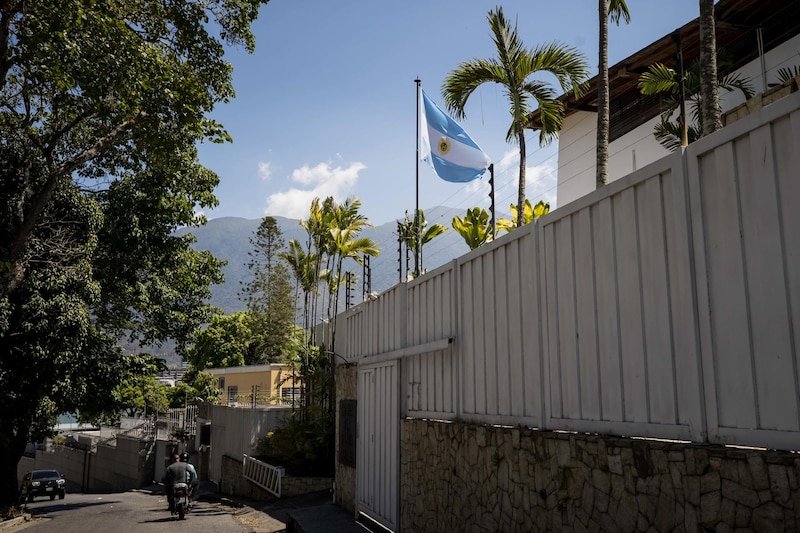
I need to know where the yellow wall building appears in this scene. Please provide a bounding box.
[205,364,301,407]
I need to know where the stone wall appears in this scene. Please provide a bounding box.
[282,476,333,498]
[334,363,357,513]
[401,419,800,532]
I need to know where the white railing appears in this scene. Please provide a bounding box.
[242,454,282,498]
[166,405,198,437]
[342,90,800,452]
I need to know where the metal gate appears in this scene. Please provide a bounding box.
[357,360,399,531]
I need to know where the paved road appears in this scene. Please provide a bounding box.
[13,488,252,533]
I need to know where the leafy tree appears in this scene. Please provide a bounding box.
[0,0,264,506]
[255,328,333,476]
[443,7,588,228]
[452,207,494,250]
[638,53,753,151]
[241,217,296,363]
[179,369,223,405]
[115,356,170,418]
[596,0,631,188]
[496,199,550,233]
[185,312,261,370]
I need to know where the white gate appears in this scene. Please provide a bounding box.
[357,360,399,532]
[243,454,282,497]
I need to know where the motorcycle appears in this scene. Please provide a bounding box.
[172,482,190,520]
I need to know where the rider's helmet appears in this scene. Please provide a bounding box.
[180,452,189,463]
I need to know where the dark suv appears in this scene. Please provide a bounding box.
[19,470,66,502]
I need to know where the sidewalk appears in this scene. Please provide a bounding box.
[194,480,370,533]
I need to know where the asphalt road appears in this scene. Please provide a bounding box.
[12,488,252,533]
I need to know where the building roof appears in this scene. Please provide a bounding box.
[527,0,800,131]
[205,363,291,375]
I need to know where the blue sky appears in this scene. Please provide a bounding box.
[197,0,703,228]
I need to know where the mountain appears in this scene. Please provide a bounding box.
[179,207,470,314]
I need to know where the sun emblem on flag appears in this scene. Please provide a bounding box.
[438,136,451,155]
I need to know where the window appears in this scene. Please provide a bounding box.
[227,385,238,405]
[218,377,225,391]
[280,387,303,405]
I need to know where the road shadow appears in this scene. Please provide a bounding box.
[26,499,122,516]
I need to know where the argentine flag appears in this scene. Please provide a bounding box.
[420,91,491,183]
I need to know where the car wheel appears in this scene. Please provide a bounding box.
[50,494,55,501]
[59,491,65,500]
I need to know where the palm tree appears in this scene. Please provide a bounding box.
[325,197,379,351]
[638,54,753,151]
[597,0,631,188]
[397,210,448,279]
[443,7,589,228]
[698,0,721,135]
[280,239,323,333]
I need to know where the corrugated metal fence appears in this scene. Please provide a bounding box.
[341,90,800,452]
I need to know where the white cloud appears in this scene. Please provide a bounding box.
[497,148,519,174]
[264,161,366,219]
[258,161,272,181]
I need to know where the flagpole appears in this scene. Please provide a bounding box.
[414,78,421,278]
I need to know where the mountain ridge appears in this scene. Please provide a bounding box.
[179,206,470,314]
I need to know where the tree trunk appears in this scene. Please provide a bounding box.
[0,430,27,507]
[597,0,610,188]
[517,126,527,228]
[698,0,721,135]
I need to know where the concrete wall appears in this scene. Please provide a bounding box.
[16,435,154,494]
[207,404,292,484]
[401,419,800,533]
[335,364,357,513]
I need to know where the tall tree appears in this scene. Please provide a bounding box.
[0,0,264,506]
[596,0,631,188]
[325,197,379,350]
[443,7,588,228]
[185,312,259,371]
[241,217,296,363]
[698,0,722,135]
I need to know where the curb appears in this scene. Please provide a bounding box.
[0,514,31,532]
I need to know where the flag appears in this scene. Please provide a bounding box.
[420,90,491,183]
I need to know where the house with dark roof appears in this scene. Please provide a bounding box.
[528,0,800,206]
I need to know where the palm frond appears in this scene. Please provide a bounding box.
[609,0,631,25]
[442,59,505,119]
[638,63,678,95]
[777,66,800,84]
[719,72,755,99]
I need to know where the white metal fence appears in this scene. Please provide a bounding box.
[242,454,282,498]
[340,91,800,452]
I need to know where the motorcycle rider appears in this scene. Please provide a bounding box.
[179,452,199,500]
[163,453,193,513]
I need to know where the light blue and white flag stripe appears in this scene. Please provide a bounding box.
[420,91,491,183]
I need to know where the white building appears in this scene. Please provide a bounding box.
[529,0,800,207]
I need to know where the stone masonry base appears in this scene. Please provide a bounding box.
[401,418,800,532]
